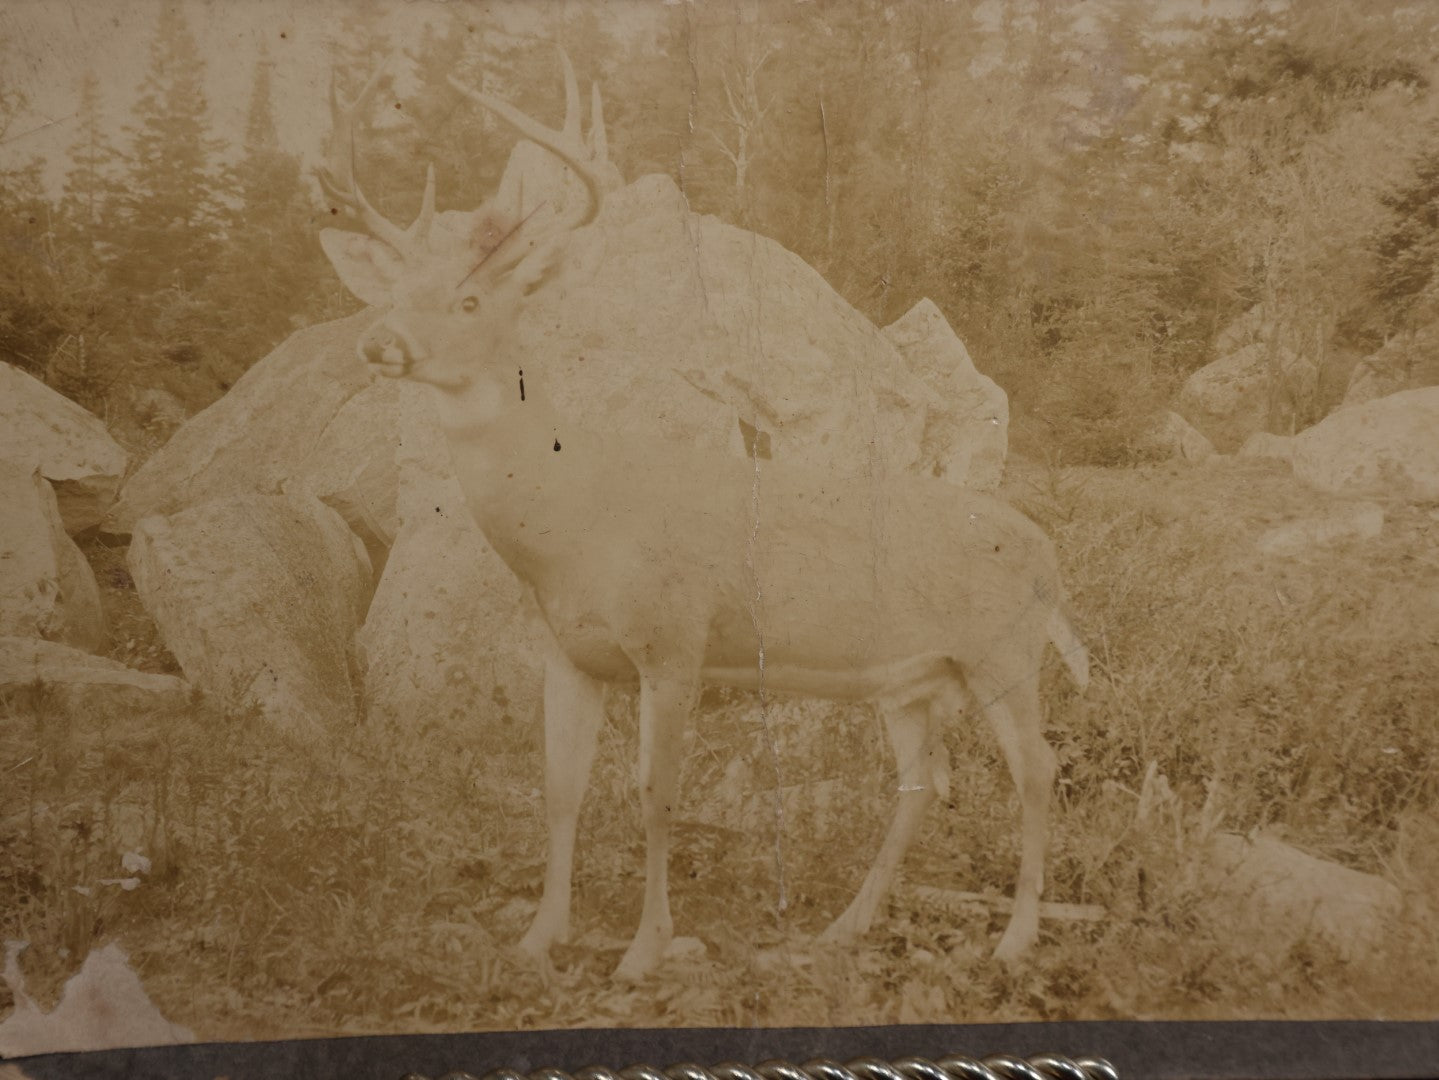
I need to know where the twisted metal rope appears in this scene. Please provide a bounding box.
[403,1052,1118,1080]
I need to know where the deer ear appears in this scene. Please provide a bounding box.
[319,229,407,306]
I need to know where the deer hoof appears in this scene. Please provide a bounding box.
[613,932,671,982]
[818,909,868,946]
[613,951,655,983]
[992,923,1038,965]
[517,918,564,962]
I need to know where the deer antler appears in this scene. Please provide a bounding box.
[318,59,436,258]
[447,47,611,232]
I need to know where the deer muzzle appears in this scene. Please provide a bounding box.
[358,316,427,379]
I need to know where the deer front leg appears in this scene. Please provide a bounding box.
[821,697,943,944]
[614,672,699,981]
[518,651,605,961]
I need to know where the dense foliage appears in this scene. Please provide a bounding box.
[2,0,1439,461]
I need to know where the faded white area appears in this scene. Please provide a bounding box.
[0,942,194,1057]
[0,0,662,190]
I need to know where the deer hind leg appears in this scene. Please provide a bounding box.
[820,695,946,945]
[614,672,699,981]
[518,650,605,961]
[966,659,1056,963]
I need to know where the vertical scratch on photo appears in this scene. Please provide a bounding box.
[679,6,709,316]
[741,202,787,927]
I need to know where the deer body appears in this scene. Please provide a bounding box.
[436,369,1066,699]
[428,363,1083,977]
[318,51,1088,980]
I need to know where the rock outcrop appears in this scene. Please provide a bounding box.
[0,464,106,651]
[106,168,1005,545]
[0,637,188,714]
[1235,387,1438,499]
[520,174,966,479]
[103,310,378,536]
[881,298,1008,488]
[0,363,129,534]
[1342,327,1439,408]
[1139,411,1216,462]
[1177,343,1317,452]
[1202,832,1402,963]
[355,408,544,732]
[1256,503,1385,556]
[128,495,371,738]
[1289,387,1439,500]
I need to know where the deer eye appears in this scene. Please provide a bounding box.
[460,295,480,314]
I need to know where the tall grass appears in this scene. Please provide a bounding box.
[1,457,1435,1035]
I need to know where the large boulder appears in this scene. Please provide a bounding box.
[358,515,542,734]
[0,464,106,651]
[106,166,999,543]
[1213,304,1324,363]
[1201,832,1401,963]
[282,376,421,567]
[103,310,377,536]
[128,495,371,739]
[1138,411,1215,462]
[1288,387,1439,500]
[1238,431,1295,462]
[1342,327,1439,408]
[523,174,956,476]
[1256,502,1385,556]
[1177,343,1317,452]
[1213,306,1267,357]
[881,298,1008,488]
[0,637,188,714]
[0,363,129,533]
[355,396,543,731]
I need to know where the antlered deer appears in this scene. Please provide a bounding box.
[318,53,1089,980]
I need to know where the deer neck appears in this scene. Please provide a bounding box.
[427,362,573,464]
[424,366,582,568]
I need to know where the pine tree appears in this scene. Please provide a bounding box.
[1372,139,1439,329]
[389,10,627,229]
[602,5,690,184]
[321,0,424,224]
[60,70,119,237]
[405,12,496,212]
[45,71,130,406]
[331,0,395,99]
[0,158,63,379]
[111,4,223,300]
[235,46,281,208]
[200,45,337,390]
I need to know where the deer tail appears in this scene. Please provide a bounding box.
[1047,606,1090,691]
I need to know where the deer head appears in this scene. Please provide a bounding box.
[317,50,615,394]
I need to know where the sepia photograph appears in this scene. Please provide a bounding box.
[1,0,1437,1059]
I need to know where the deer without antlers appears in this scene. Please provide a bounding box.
[318,51,1090,981]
